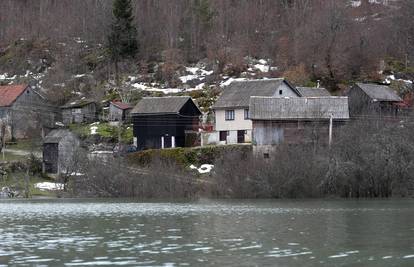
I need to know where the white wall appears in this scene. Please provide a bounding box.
[213,80,299,144]
[215,109,252,131]
[271,82,298,98]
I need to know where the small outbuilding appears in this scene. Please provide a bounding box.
[109,101,132,122]
[131,96,202,150]
[42,129,80,175]
[250,96,349,157]
[347,83,403,116]
[61,99,97,125]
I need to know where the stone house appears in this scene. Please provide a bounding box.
[0,84,59,140]
[61,99,97,125]
[250,96,349,157]
[211,78,301,145]
[42,129,81,175]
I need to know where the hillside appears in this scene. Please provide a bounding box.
[0,0,413,106]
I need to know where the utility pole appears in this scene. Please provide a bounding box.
[0,122,5,161]
[329,114,333,148]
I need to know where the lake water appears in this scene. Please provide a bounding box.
[0,199,413,266]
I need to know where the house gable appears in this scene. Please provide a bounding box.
[212,78,301,110]
[0,84,29,107]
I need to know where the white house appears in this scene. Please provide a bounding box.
[211,78,302,144]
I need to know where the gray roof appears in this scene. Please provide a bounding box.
[131,96,200,115]
[356,83,402,102]
[296,87,331,97]
[44,129,76,143]
[62,99,95,109]
[250,97,350,120]
[212,78,300,109]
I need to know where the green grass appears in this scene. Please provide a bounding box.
[0,151,28,162]
[69,122,133,143]
[127,144,252,167]
[0,172,56,197]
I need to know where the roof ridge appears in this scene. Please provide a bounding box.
[233,78,284,83]
[142,96,190,99]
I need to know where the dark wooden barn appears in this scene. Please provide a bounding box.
[249,96,350,157]
[347,83,403,117]
[131,96,202,150]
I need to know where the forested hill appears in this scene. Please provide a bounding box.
[0,0,413,105]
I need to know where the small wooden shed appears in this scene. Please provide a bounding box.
[42,129,80,175]
[109,101,132,122]
[61,99,97,125]
[347,83,403,116]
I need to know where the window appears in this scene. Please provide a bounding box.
[264,153,270,159]
[219,131,228,142]
[225,110,235,121]
[73,108,82,114]
[244,109,250,120]
[279,89,283,95]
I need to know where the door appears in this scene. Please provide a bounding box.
[164,136,172,148]
[43,143,59,174]
[237,130,245,143]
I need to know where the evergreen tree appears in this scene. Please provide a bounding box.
[108,0,138,81]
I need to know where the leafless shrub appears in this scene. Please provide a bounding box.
[213,119,414,199]
[70,155,199,199]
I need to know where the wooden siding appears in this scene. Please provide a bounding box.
[43,131,80,175]
[109,103,130,122]
[132,99,200,150]
[4,87,60,140]
[253,120,343,146]
[62,103,97,124]
[348,85,400,117]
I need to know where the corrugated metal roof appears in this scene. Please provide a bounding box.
[111,101,131,110]
[212,78,300,109]
[296,87,331,97]
[131,96,200,115]
[44,129,75,143]
[356,83,402,102]
[250,97,350,120]
[0,84,28,107]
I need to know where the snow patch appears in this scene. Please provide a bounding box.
[90,126,99,135]
[189,164,214,174]
[220,77,248,87]
[384,75,413,85]
[35,182,64,191]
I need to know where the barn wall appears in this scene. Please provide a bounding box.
[62,103,97,125]
[253,120,340,146]
[11,87,59,139]
[132,100,200,150]
[58,134,80,174]
[109,104,123,121]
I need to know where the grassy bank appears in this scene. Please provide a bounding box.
[0,172,56,198]
[127,144,252,167]
[69,122,133,143]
